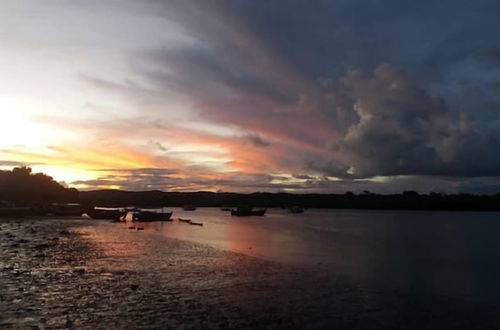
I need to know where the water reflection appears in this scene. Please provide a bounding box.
[114,208,500,306]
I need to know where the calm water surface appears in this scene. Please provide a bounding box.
[122,208,500,305]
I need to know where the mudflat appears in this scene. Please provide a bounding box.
[1,218,500,329]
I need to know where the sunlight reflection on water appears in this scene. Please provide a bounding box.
[110,207,500,305]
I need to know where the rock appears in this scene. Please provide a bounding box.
[130,284,139,290]
[59,230,70,236]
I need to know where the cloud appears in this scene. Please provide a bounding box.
[311,64,500,178]
[0,160,42,167]
[6,0,500,193]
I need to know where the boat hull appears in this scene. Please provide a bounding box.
[132,211,173,222]
[231,209,266,216]
[86,209,126,220]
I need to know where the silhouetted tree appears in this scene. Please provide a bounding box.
[0,167,78,204]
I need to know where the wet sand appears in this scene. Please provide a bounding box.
[1,218,500,329]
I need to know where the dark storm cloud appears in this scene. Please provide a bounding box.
[312,64,500,178]
[479,46,500,67]
[223,0,500,79]
[82,1,500,192]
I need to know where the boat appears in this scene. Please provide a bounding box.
[289,206,305,214]
[189,221,203,226]
[86,208,126,220]
[132,211,173,222]
[178,218,191,223]
[220,207,232,211]
[182,205,196,211]
[231,206,266,217]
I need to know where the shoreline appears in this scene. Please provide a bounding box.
[2,218,500,329]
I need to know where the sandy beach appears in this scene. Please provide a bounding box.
[2,218,500,329]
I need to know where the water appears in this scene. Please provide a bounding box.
[122,208,500,306]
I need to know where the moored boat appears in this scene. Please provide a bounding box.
[132,211,173,222]
[231,206,266,217]
[86,208,126,220]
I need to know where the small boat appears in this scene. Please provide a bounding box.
[231,206,266,217]
[86,208,126,220]
[189,221,203,226]
[220,207,232,211]
[178,218,191,223]
[182,205,196,211]
[132,211,173,222]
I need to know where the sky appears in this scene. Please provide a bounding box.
[1,0,500,194]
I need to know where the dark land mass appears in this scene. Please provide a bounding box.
[2,167,500,211]
[80,189,500,211]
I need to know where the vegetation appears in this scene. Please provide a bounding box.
[0,167,78,204]
[80,190,500,211]
[1,167,500,210]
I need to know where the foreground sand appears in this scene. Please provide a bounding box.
[1,218,500,329]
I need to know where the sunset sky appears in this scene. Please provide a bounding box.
[1,0,500,193]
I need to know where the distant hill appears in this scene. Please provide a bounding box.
[79,189,500,211]
[2,167,500,210]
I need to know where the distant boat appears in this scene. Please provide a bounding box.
[182,205,197,211]
[289,206,305,214]
[189,221,203,226]
[220,207,232,211]
[86,208,126,220]
[132,211,173,222]
[231,206,266,217]
[178,218,191,223]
